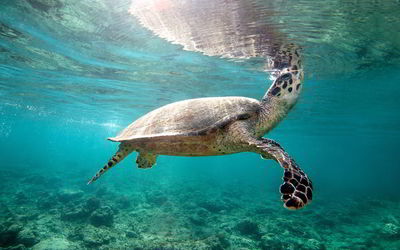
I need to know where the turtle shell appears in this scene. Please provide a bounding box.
[109,97,260,142]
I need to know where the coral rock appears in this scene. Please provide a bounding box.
[85,197,101,212]
[32,237,71,250]
[0,224,22,247]
[61,205,87,221]
[382,223,399,238]
[83,227,112,246]
[89,206,114,227]
[17,229,39,247]
[235,220,261,239]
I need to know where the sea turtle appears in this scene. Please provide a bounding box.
[87,47,312,210]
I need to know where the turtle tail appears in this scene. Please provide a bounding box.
[87,143,133,185]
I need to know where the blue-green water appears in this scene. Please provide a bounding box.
[1,0,400,249]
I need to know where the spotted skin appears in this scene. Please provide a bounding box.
[136,152,157,168]
[265,45,303,102]
[258,137,313,210]
[87,143,133,184]
[280,159,312,209]
[87,44,312,210]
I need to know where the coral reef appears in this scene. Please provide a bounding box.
[1,169,400,249]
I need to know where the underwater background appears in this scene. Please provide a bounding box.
[1,0,400,249]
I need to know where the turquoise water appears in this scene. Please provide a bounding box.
[1,0,400,249]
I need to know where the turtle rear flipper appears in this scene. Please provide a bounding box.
[256,138,313,210]
[87,143,134,184]
[136,151,157,169]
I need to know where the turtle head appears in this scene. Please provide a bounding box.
[262,43,304,110]
[258,60,304,134]
[262,68,304,110]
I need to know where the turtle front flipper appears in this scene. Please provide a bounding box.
[87,143,134,184]
[255,138,313,210]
